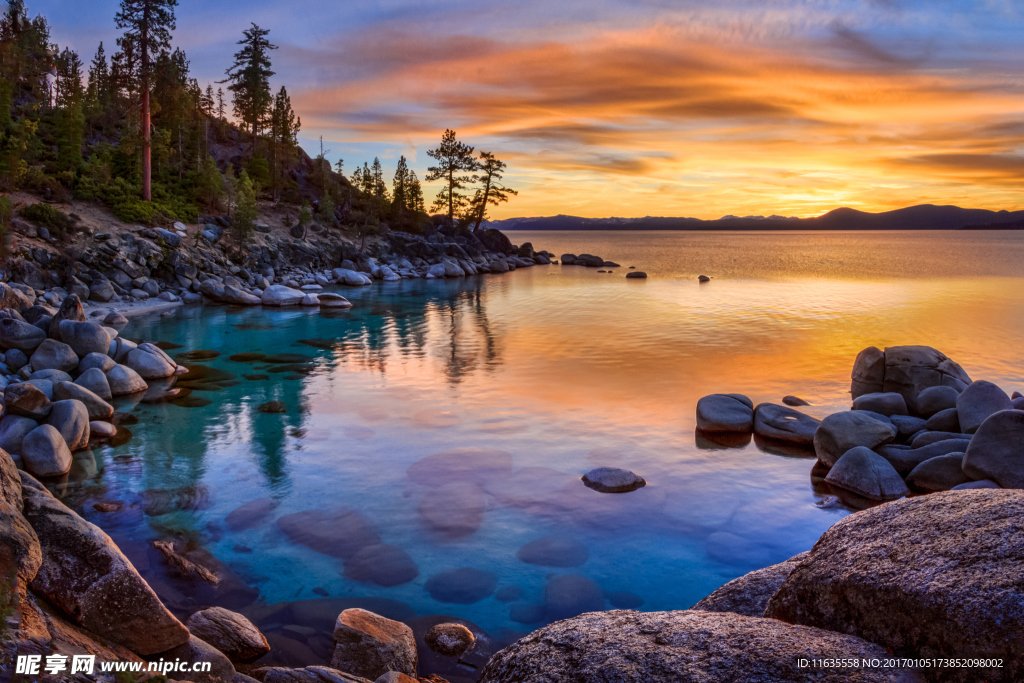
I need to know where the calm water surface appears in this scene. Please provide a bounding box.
[60,231,1024,675]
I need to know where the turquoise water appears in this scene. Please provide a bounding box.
[55,230,1024,678]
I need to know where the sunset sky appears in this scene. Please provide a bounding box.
[36,0,1024,219]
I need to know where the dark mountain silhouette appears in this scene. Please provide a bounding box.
[489,205,1024,231]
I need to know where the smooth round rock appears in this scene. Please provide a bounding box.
[906,453,970,493]
[925,407,961,433]
[0,414,38,455]
[876,439,971,477]
[424,623,474,658]
[418,482,486,537]
[343,544,419,587]
[952,479,1000,490]
[21,424,73,476]
[5,382,51,420]
[813,411,897,467]
[916,385,960,417]
[54,381,113,420]
[852,392,908,417]
[625,271,647,279]
[544,574,604,621]
[692,552,809,617]
[89,421,116,439]
[956,380,1012,435]
[318,293,353,308]
[753,403,821,446]
[695,394,753,433]
[126,343,177,379]
[330,608,417,680]
[962,410,1024,488]
[73,367,113,401]
[58,320,111,358]
[78,352,116,374]
[0,318,46,353]
[30,368,72,383]
[45,399,90,451]
[185,606,270,663]
[29,339,78,372]
[824,446,907,501]
[850,346,886,398]
[880,345,972,413]
[581,467,646,493]
[106,364,149,396]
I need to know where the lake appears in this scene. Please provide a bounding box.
[59,230,1024,679]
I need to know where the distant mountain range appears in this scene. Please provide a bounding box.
[488,205,1024,231]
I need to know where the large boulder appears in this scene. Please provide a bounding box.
[21,424,73,477]
[956,380,1012,435]
[79,351,116,374]
[753,403,820,445]
[47,294,87,340]
[850,346,886,397]
[126,342,177,379]
[71,368,114,402]
[0,317,46,352]
[478,228,514,255]
[22,480,190,654]
[876,439,972,477]
[479,610,921,683]
[962,410,1024,488]
[106,364,149,395]
[185,606,270,662]
[223,285,262,306]
[5,382,52,420]
[155,634,236,683]
[0,456,41,584]
[262,285,305,306]
[691,552,809,617]
[813,411,896,467]
[45,399,90,451]
[0,415,38,455]
[58,320,111,358]
[333,269,373,286]
[318,293,353,308]
[695,394,753,432]
[881,345,972,413]
[54,381,114,420]
[29,338,79,372]
[331,608,417,680]
[824,446,908,501]
[765,490,1024,683]
[906,453,970,493]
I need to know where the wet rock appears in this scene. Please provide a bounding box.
[106,364,149,395]
[72,367,114,402]
[813,411,896,467]
[155,634,236,683]
[153,539,219,584]
[259,400,288,414]
[581,467,646,493]
[766,490,1024,682]
[0,414,37,455]
[225,497,279,532]
[58,320,111,358]
[906,453,970,493]
[962,410,1024,488]
[783,395,811,406]
[516,535,589,568]
[319,293,353,308]
[185,606,270,662]
[5,382,52,419]
[418,481,486,537]
[424,623,474,658]
[691,552,809,617]
[625,271,647,279]
[753,403,820,446]
[29,338,79,372]
[924,407,960,433]
[127,342,177,379]
[544,574,604,621]
[881,345,972,413]
[89,421,116,439]
[824,446,907,501]
[79,351,116,373]
[331,608,417,680]
[956,380,1012,434]
[277,508,380,559]
[344,544,419,587]
[876,439,971,477]
[695,394,753,432]
[21,480,189,654]
[916,385,960,417]
[425,568,498,604]
[262,285,306,306]
[45,399,90,451]
[479,610,921,683]
[0,317,47,352]
[852,392,908,417]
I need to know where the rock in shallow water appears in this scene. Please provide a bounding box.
[691,551,809,617]
[695,393,753,433]
[344,544,419,587]
[581,467,646,493]
[276,507,380,559]
[424,622,475,658]
[425,567,497,604]
[544,573,604,621]
[479,610,919,683]
[418,481,486,537]
[21,424,72,476]
[106,364,148,395]
[331,608,417,681]
[766,490,1024,682]
[814,411,897,467]
[516,535,589,568]
[185,606,270,662]
[753,403,820,445]
[824,446,907,501]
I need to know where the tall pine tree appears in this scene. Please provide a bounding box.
[269,85,299,199]
[425,129,477,222]
[221,23,276,152]
[471,151,517,231]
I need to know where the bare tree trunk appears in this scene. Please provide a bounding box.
[141,9,151,202]
[473,173,492,232]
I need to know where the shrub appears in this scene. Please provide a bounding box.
[20,202,74,234]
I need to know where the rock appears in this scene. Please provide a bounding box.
[106,364,149,395]
[876,439,972,477]
[956,380,1012,434]
[110,337,138,363]
[850,346,886,397]
[0,415,38,455]
[516,536,588,568]
[89,278,115,302]
[813,411,897,467]
[5,382,51,419]
[0,318,47,352]
[276,507,380,559]
[910,430,969,449]
[625,271,647,279]
[21,424,73,476]
[331,608,417,680]
[4,348,27,371]
[480,610,919,683]
[79,351,116,373]
[344,544,419,587]
[89,421,116,439]
[29,338,78,372]
[695,394,753,432]
[127,342,177,379]
[258,400,287,414]
[45,399,90,451]
[71,368,114,402]
[374,674,416,683]
[333,269,373,286]
[924,407,961,433]
[103,311,129,325]
[889,414,927,440]
[157,290,179,302]
[225,497,279,532]
[224,285,262,305]
[262,667,372,683]
[544,574,604,620]
[425,568,497,604]
[47,295,87,340]
[962,410,1024,488]
[418,481,486,537]
[881,345,972,413]
[301,293,320,306]
[952,479,1000,490]
[851,392,908,416]
[30,368,72,383]
[26,378,54,399]
[262,285,306,306]
[697,274,711,282]
[824,446,907,501]
[916,385,960,416]
[156,634,236,683]
[765,490,1024,682]
[692,552,809,617]
[185,606,270,662]
[319,293,353,308]
[906,453,970,492]
[59,320,110,357]
[1014,396,1024,410]
[752,403,820,445]
[581,467,645,493]
[782,395,811,406]
[154,227,182,247]
[0,454,41,584]
[424,623,474,658]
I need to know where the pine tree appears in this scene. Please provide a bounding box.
[221,23,276,151]
[425,129,478,221]
[268,85,299,199]
[470,151,517,231]
[407,170,424,213]
[203,84,214,116]
[392,155,409,213]
[371,157,389,202]
[55,48,86,171]
[86,42,111,113]
[115,0,179,202]
[232,169,258,255]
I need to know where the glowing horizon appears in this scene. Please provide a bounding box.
[34,0,1024,219]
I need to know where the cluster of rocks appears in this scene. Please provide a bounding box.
[697,345,1023,504]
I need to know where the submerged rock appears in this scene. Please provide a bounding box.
[544,574,604,621]
[418,481,486,537]
[516,535,589,568]
[343,544,419,587]
[691,552,809,617]
[277,507,380,559]
[425,567,498,605]
[225,497,279,532]
[331,608,418,680]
